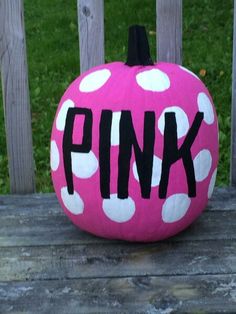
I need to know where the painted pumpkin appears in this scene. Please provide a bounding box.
[50,25,218,242]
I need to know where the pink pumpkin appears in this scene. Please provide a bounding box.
[50,26,218,242]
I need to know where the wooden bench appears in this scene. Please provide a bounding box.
[1,0,236,312]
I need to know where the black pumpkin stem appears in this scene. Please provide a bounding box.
[126,25,154,66]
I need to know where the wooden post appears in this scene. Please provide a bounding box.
[156,0,182,64]
[231,0,236,185]
[0,0,35,193]
[78,0,104,73]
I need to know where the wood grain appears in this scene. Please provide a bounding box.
[1,207,236,247]
[0,188,236,312]
[0,187,234,214]
[1,275,236,313]
[78,0,104,73]
[231,0,236,185]
[156,0,182,64]
[0,0,35,193]
[1,239,236,282]
[0,188,236,247]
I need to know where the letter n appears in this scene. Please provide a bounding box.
[118,111,155,199]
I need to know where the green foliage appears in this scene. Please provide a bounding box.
[183,0,233,186]
[0,0,233,193]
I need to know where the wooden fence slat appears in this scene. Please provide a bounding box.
[0,0,35,193]
[231,0,236,185]
[156,0,182,64]
[78,0,104,73]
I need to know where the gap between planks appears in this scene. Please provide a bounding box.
[1,272,236,284]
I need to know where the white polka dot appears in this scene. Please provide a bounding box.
[158,106,189,139]
[208,169,217,199]
[179,65,200,80]
[197,92,214,125]
[50,140,60,171]
[56,99,74,131]
[162,193,191,223]
[111,111,121,146]
[102,194,135,223]
[193,149,212,182]
[72,151,98,178]
[136,69,170,92]
[61,187,84,215]
[79,69,111,92]
[133,155,162,187]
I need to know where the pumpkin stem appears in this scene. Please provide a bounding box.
[126,25,154,66]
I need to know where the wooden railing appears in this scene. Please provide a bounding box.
[0,0,35,193]
[0,0,235,193]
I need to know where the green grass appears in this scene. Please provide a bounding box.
[0,0,233,193]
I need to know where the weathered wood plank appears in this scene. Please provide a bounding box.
[1,209,236,248]
[1,274,236,313]
[0,0,35,193]
[0,187,234,215]
[207,187,236,211]
[0,190,235,312]
[0,188,236,247]
[231,0,236,185]
[1,240,236,282]
[78,0,104,73]
[156,0,182,64]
